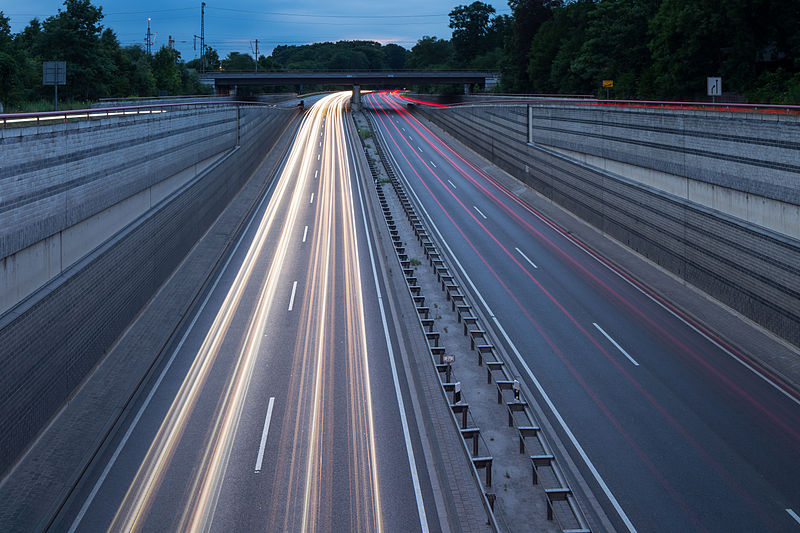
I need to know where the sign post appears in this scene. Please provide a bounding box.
[602,79,613,100]
[43,61,67,111]
[707,77,722,103]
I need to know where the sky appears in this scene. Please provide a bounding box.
[2,0,511,61]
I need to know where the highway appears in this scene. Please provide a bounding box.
[53,93,431,532]
[365,90,800,532]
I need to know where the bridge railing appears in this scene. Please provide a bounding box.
[0,100,278,128]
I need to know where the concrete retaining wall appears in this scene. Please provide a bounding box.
[0,104,297,476]
[0,106,243,315]
[531,105,800,205]
[0,106,237,259]
[413,103,800,348]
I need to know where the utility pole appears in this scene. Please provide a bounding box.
[251,39,259,72]
[200,2,206,72]
[145,17,153,55]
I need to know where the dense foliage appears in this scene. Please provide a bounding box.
[2,0,799,108]
[423,0,800,102]
[0,0,208,110]
[512,0,800,101]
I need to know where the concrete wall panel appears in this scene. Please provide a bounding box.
[414,104,800,348]
[0,105,297,476]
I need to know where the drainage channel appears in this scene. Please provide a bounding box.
[354,110,592,533]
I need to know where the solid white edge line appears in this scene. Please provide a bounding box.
[593,323,640,366]
[288,281,298,311]
[254,397,275,473]
[473,205,487,219]
[787,508,800,525]
[373,120,635,533]
[515,247,538,269]
[67,141,290,532]
[348,118,429,533]
[447,179,456,189]
[302,225,309,243]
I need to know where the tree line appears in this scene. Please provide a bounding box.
[0,0,211,111]
[436,0,799,102]
[1,0,798,110]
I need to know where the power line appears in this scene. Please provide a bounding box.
[205,7,511,18]
[250,39,259,71]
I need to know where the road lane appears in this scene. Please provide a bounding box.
[57,92,431,533]
[366,90,800,532]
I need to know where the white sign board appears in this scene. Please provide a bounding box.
[707,77,722,97]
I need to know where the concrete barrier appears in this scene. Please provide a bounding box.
[0,104,298,476]
[413,103,800,348]
[0,106,239,314]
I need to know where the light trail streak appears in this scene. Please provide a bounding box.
[109,95,325,532]
[105,92,385,532]
[298,93,383,533]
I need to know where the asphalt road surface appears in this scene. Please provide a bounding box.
[365,90,800,533]
[54,93,433,533]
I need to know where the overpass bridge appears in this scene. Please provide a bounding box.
[199,70,499,107]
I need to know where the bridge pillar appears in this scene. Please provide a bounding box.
[352,84,362,111]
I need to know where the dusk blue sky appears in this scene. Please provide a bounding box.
[2,0,511,61]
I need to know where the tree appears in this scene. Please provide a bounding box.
[449,2,496,64]
[329,49,369,70]
[382,43,409,70]
[0,12,18,106]
[1,13,44,106]
[179,65,209,95]
[37,0,107,100]
[571,0,660,98]
[257,55,282,72]
[647,0,721,98]
[503,0,562,91]
[648,0,800,100]
[487,13,511,51]
[406,36,453,70]
[152,46,181,94]
[186,46,220,72]
[222,51,255,72]
[132,56,156,96]
[0,12,11,49]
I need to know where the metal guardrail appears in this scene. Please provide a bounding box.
[363,110,592,532]
[395,91,800,115]
[97,93,216,102]
[0,100,278,128]
[539,98,800,115]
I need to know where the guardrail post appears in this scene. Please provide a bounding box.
[236,104,241,146]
